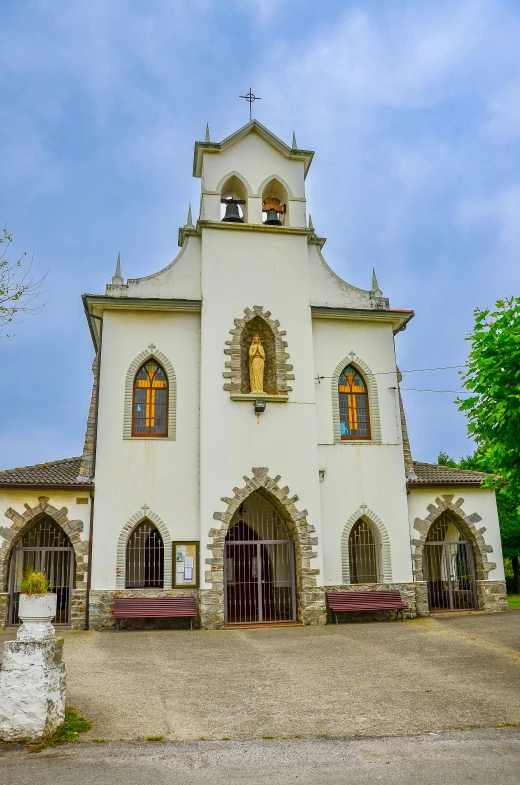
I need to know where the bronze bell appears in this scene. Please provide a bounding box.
[221,199,245,223]
[264,207,282,226]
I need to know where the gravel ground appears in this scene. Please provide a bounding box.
[1,612,519,741]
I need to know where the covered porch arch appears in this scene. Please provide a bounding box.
[202,467,326,629]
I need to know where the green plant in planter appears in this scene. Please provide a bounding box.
[20,571,51,595]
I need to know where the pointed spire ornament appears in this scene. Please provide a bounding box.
[308,214,314,231]
[292,130,298,149]
[111,252,124,286]
[186,203,194,227]
[205,123,211,142]
[370,268,383,297]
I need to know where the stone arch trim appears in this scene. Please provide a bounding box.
[412,494,495,582]
[256,173,294,200]
[331,353,381,443]
[215,170,253,197]
[0,497,87,591]
[341,506,392,584]
[123,347,177,440]
[223,305,294,395]
[206,467,325,627]
[116,506,172,589]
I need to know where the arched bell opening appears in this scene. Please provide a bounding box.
[423,512,478,611]
[261,178,288,226]
[224,491,297,625]
[8,514,76,626]
[240,315,277,395]
[220,174,248,223]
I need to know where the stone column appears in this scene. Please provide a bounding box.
[0,615,66,742]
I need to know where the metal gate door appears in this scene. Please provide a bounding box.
[225,539,296,624]
[424,541,478,611]
[8,516,75,626]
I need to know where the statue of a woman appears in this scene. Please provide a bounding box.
[249,335,265,394]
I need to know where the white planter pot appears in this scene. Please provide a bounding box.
[17,593,57,641]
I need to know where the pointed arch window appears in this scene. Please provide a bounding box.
[125,520,164,588]
[348,519,381,584]
[338,365,370,440]
[132,360,168,437]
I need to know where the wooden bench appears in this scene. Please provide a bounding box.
[326,590,408,624]
[113,597,197,631]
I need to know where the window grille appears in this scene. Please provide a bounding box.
[132,360,168,436]
[338,365,370,439]
[348,519,380,583]
[125,521,164,588]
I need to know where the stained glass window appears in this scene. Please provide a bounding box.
[132,360,168,436]
[338,365,370,439]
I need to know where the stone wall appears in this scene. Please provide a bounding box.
[88,588,199,630]
[477,580,508,612]
[0,592,8,630]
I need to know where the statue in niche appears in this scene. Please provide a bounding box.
[249,335,266,394]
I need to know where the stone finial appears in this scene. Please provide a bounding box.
[308,214,314,231]
[292,130,298,149]
[186,203,194,228]
[111,252,124,286]
[205,123,211,142]
[370,268,383,298]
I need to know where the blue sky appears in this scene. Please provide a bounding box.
[1,0,519,470]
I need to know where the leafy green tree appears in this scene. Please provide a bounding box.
[0,225,47,335]
[458,298,520,489]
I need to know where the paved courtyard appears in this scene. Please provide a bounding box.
[2,613,520,741]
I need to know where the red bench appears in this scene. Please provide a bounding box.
[113,597,197,631]
[326,590,408,624]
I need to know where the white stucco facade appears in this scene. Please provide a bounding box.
[0,120,507,629]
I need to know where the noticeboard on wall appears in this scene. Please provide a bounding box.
[172,541,199,588]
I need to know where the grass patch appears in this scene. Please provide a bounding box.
[221,737,231,741]
[146,736,164,742]
[262,736,276,740]
[27,706,91,753]
[507,594,520,609]
[316,734,329,738]
[92,738,106,743]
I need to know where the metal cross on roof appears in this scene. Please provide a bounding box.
[239,88,261,122]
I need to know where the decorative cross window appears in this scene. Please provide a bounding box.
[338,365,370,440]
[132,360,168,437]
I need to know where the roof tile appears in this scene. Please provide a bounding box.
[408,461,487,487]
[0,457,88,487]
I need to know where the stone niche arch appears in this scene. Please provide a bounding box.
[223,306,294,396]
[331,353,381,443]
[412,495,495,585]
[116,506,172,589]
[202,467,326,628]
[123,346,177,440]
[341,506,392,584]
[0,497,87,628]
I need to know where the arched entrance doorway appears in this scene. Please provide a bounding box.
[8,515,76,626]
[424,512,478,611]
[224,491,297,625]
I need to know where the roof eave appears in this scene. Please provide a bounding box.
[407,480,484,489]
[0,483,94,491]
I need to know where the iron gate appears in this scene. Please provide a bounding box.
[8,517,75,626]
[224,493,297,625]
[424,540,478,611]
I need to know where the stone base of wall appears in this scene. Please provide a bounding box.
[0,592,8,630]
[199,589,224,630]
[88,589,200,630]
[299,586,327,626]
[70,587,87,630]
[477,580,508,612]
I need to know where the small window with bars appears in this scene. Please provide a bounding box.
[338,365,370,440]
[132,360,168,437]
[348,519,380,584]
[125,520,164,588]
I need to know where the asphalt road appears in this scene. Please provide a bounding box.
[1,729,519,784]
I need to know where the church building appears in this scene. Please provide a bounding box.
[0,120,508,630]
